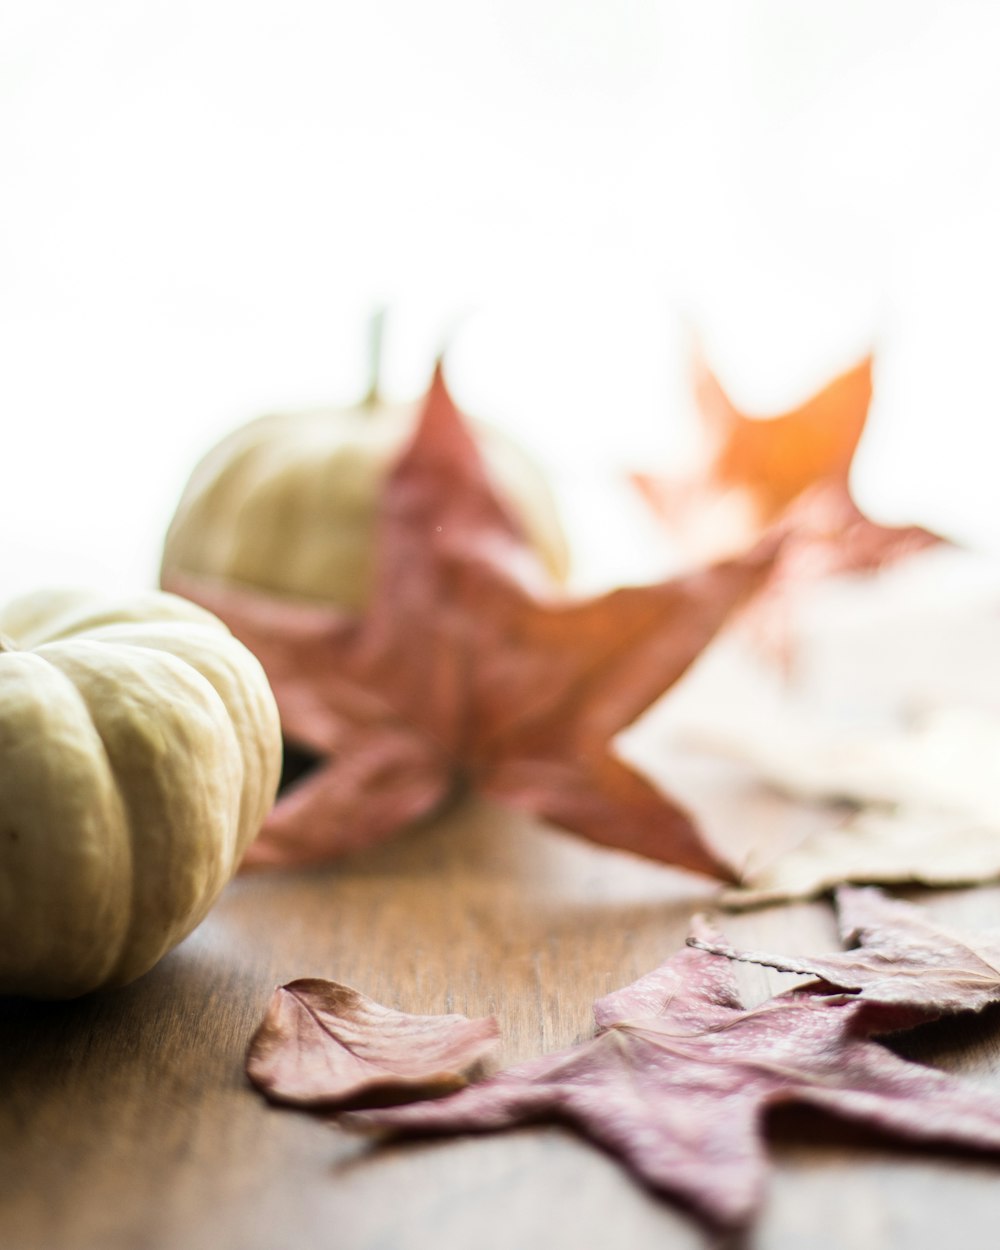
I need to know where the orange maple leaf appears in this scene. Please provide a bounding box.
[635,351,941,576]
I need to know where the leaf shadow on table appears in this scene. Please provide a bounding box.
[0,791,728,1112]
[322,1119,715,1250]
[272,788,724,896]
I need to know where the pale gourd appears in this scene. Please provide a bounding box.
[0,588,281,999]
[159,394,569,611]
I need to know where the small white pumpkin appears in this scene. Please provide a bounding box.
[160,386,569,612]
[0,588,281,998]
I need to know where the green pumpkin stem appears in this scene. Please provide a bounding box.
[362,306,386,409]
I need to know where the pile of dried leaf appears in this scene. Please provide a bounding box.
[247,890,1000,1230]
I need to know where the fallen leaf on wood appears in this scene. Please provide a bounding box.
[246,978,499,1109]
[167,367,777,878]
[723,808,1000,907]
[691,886,1000,1015]
[634,351,940,577]
[352,937,1000,1229]
[687,706,1000,903]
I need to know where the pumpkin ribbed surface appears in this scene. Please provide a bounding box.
[0,589,281,998]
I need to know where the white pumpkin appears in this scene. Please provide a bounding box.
[0,588,281,998]
[159,391,569,611]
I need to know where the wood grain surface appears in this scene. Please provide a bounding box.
[5,580,1000,1250]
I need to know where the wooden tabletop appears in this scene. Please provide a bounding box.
[5,563,1000,1250]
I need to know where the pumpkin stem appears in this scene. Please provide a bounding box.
[0,632,17,653]
[361,306,386,410]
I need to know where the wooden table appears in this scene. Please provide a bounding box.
[5,567,1000,1250]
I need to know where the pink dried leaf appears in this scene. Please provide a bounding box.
[690,886,1000,1016]
[353,942,1000,1230]
[246,978,500,1109]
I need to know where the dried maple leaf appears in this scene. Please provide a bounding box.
[637,353,872,530]
[246,978,499,1109]
[166,367,777,878]
[693,350,873,521]
[691,887,1000,1016]
[693,705,1000,813]
[634,351,940,577]
[689,706,1000,904]
[353,938,1000,1229]
[769,477,942,584]
[724,808,1000,907]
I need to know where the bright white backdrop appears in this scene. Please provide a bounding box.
[2,1,999,597]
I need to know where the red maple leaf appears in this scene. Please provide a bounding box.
[357,936,1000,1229]
[165,368,776,878]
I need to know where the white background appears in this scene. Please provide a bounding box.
[2,1,999,597]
